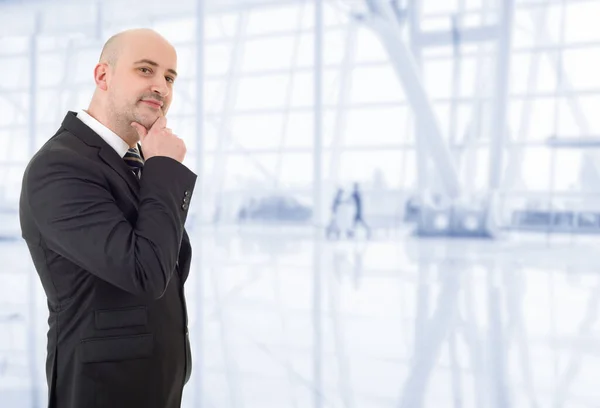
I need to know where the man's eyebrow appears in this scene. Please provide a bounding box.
[134,59,178,77]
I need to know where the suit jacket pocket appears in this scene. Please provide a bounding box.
[80,333,153,363]
[95,306,147,329]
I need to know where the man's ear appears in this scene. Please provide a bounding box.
[93,63,109,91]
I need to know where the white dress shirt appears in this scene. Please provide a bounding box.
[76,109,131,158]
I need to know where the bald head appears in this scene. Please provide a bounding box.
[99,28,173,67]
[88,28,178,146]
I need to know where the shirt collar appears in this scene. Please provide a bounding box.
[76,109,131,158]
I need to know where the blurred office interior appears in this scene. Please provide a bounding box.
[2,0,600,406]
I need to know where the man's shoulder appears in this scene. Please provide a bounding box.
[29,129,78,160]
[34,111,101,156]
[24,126,100,177]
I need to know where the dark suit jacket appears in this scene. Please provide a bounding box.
[19,111,197,408]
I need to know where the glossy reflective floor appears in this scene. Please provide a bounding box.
[1,226,600,407]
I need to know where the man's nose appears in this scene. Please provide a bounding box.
[151,78,170,97]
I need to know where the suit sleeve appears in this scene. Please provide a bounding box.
[23,149,197,300]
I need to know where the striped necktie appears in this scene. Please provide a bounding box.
[124,147,144,178]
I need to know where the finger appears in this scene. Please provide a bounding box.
[130,122,148,140]
[152,115,165,128]
[151,114,167,130]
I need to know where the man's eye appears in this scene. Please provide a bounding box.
[166,76,175,83]
[139,67,151,74]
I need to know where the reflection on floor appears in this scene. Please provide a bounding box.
[2,226,600,407]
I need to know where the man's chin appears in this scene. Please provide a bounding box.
[132,112,158,129]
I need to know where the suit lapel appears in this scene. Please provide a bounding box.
[61,111,140,201]
[98,146,140,200]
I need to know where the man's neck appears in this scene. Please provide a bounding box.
[85,106,138,148]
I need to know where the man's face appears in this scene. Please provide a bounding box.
[106,36,178,129]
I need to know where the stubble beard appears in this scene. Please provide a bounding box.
[105,98,143,145]
[131,101,159,129]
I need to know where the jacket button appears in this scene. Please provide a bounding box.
[182,203,189,211]
[184,190,190,196]
[183,197,189,203]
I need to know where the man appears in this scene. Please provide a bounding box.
[19,28,196,408]
[347,182,371,239]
